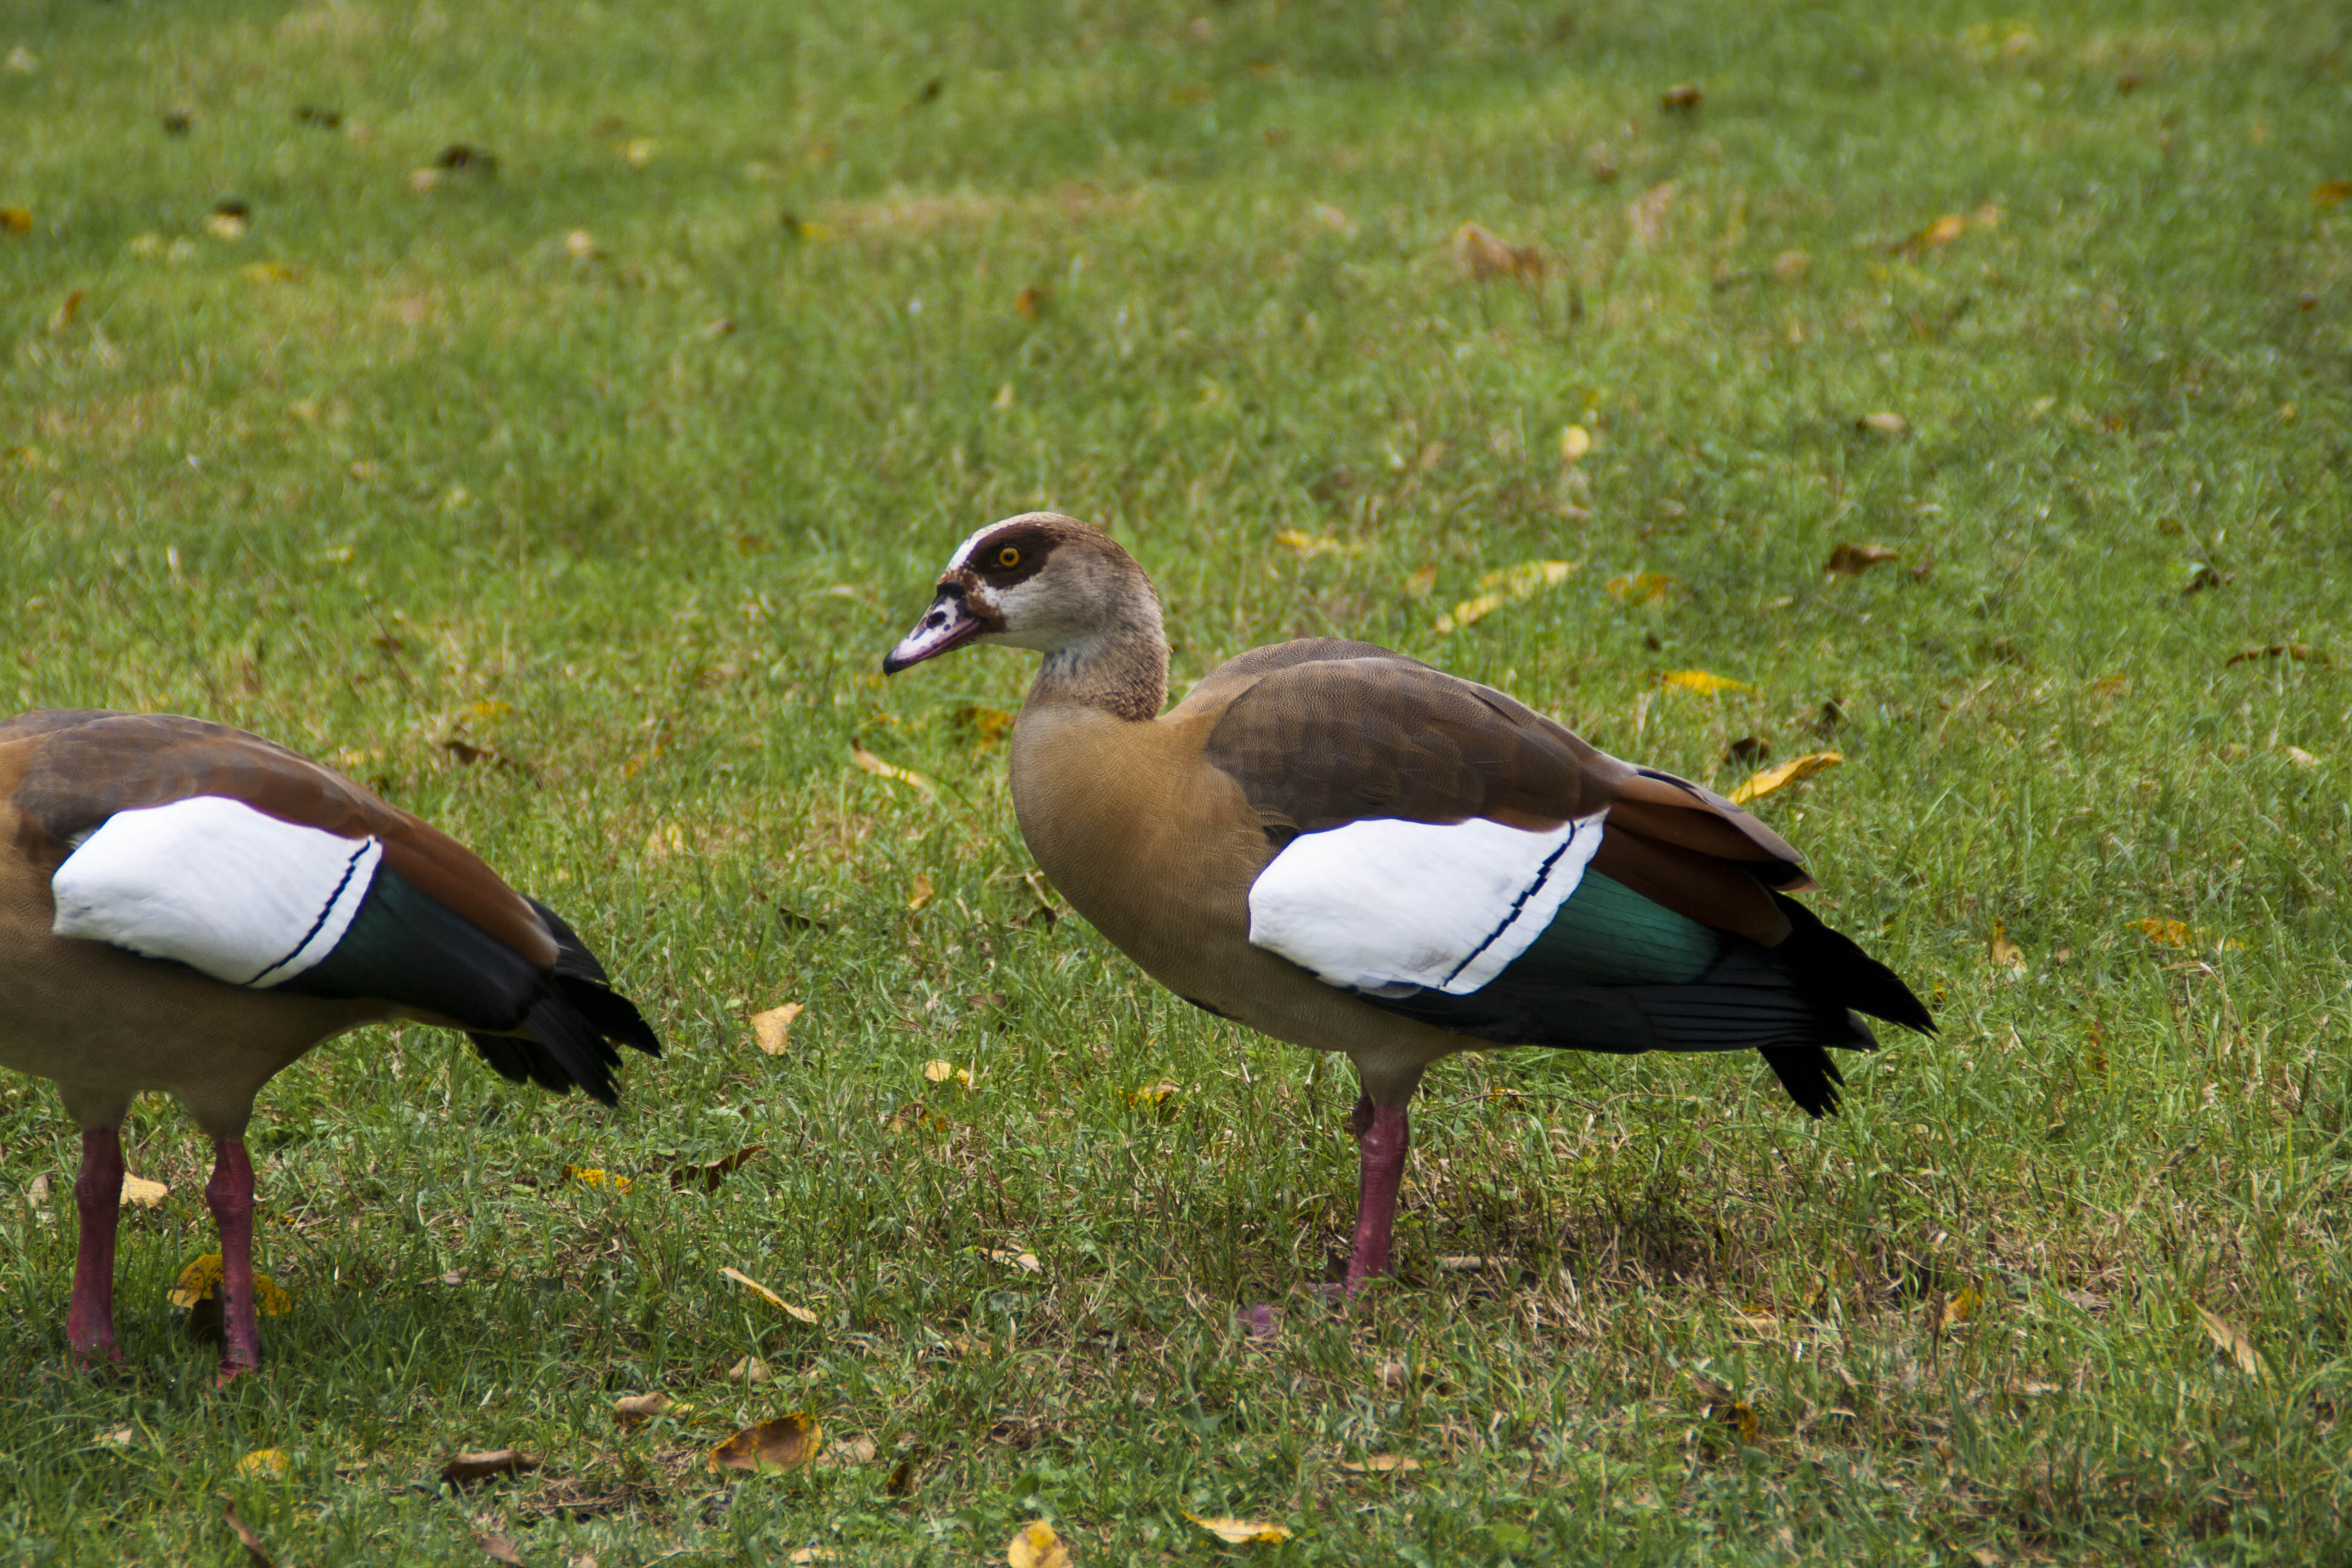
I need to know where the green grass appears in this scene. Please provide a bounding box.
[4,0,2351,1561]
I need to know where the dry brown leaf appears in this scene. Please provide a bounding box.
[1186,1515,1294,1544]
[1660,81,1703,109]
[708,1413,820,1474]
[821,1435,879,1466]
[1006,1520,1073,1567]
[1014,285,1051,317]
[0,207,32,237]
[907,874,935,913]
[984,1248,1043,1273]
[1824,543,1900,575]
[728,1355,774,1384]
[1856,410,1907,436]
[1987,924,2026,973]
[441,1448,541,1485]
[613,1393,671,1425]
[668,1145,765,1192]
[1773,249,1809,281]
[480,1535,524,1566]
[753,1003,805,1056]
[2194,1304,2264,1376]
[2315,180,2351,209]
[1626,181,1677,245]
[787,1550,843,1565]
[224,1504,278,1568]
[1338,1454,1422,1474]
[1661,669,1754,696]
[1452,221,1543,282]
[2225,643,2327,667]
[2284,745,2321,769]
[851,745,938,802]
[721,1266,818,1322]
[121,1174,169,1208]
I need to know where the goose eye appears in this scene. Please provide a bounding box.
[996,546,1022,569]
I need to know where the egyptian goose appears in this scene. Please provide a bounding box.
[0,710,661,1380]
[884,514,1931,1292]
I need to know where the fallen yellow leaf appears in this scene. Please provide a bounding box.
[2194,1304,2264,1377]
[1856,410,1907,436]
[1128,1081,1180,1108]
[1007,1520,1073,1568]
[237,1448,289,1478]
[984,1248,1042,1273]
[1337,1454,1421,1474]
[1186,1514,1294,1544]
[206,212,247,242]
[851,745,938,802]
[120,1174,169,1208]
[753,1002,805,1056]
[1661,670,1754,696]
[1727,751,1841,804]
[1436,560,1578,633]
[1941,1284,1982,1330]
[708,1414,820,1474]
[0,207,31,236]
[720,1267,818,1323]
[907,874,935,913]
[921,1059,975,1088]
[1558,424,1592,463]
[2131,918,2193,948]
[2316,180,2352,209]
[613,1392,671,1425]
[1605,571,1677,607]
[957,704,1017,743]
[167,1254,295,1315]
[241,262,299,284]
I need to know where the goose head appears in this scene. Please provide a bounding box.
[883,512,1163,675]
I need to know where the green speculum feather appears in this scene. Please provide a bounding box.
[1499,871,1722,988]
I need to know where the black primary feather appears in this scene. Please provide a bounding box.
[283,871,661,1105]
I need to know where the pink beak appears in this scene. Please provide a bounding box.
[883,590,983,674]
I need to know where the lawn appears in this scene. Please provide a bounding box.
[4,0,2351,1562]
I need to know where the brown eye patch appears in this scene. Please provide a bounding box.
[968,531,1055,586]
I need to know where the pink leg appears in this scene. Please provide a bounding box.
[1344,1096,1412,1291]
[207,1138,262,1382]
[67,1128,125,1364]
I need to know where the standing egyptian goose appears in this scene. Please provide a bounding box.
[0,710,661,1380]
[884,515,1932,1292]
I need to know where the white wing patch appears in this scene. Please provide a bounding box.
[51,796,382,989]
[1247,810,1607,996]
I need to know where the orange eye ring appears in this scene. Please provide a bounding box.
[996,546,1022,568]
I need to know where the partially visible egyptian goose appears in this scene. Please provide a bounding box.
[884,515,1932,1292]
[0,710,661,1380]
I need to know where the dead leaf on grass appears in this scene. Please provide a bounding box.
[1007,1520,1073,1567]
[1661,668,1753,696]
[480,1535,524,1566]
[2315,181,2351,209]
[728,1356,774,1383]
[1014,285,1051,317]
[1691,1374,1759,1443]
[1987,924,2026,973]
[237,1448,289,1478]
[720,1266,818,1322]
[1856,411,1907,437]
[669,1145,764,1192]
[1660,82,1703,109]
[821,1435,878,1466]
[1606,572,1679,609]
[2131,918,2194,949]
[922,1059,976,1089]
[224,1504,278,1568]
[0,207,32,237]
[1435,560,1578,633]
[168,1254,295,1315]
[613,1393,671,1425]
[1626,181,1677,245]
[851,745,938,802]
[122,1174,169,1207]
[1453,221,1543,282]
[1338,1454,1422,1474]
[984,1248,1042,1273]
[2224,643,2327,667]
[1557,424,1592,463]
[1728,751,1841,804]
[907,874,935,912]
[708,1413,820,1474]
[787,1550,843,1565]
[1824,543,1899,575]
[1186,1514,1294,1544]
[958,705,1017,743]
[441,1449,541,1485]
[753,1003,805,1056]
[2194,1304,2265,1376]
